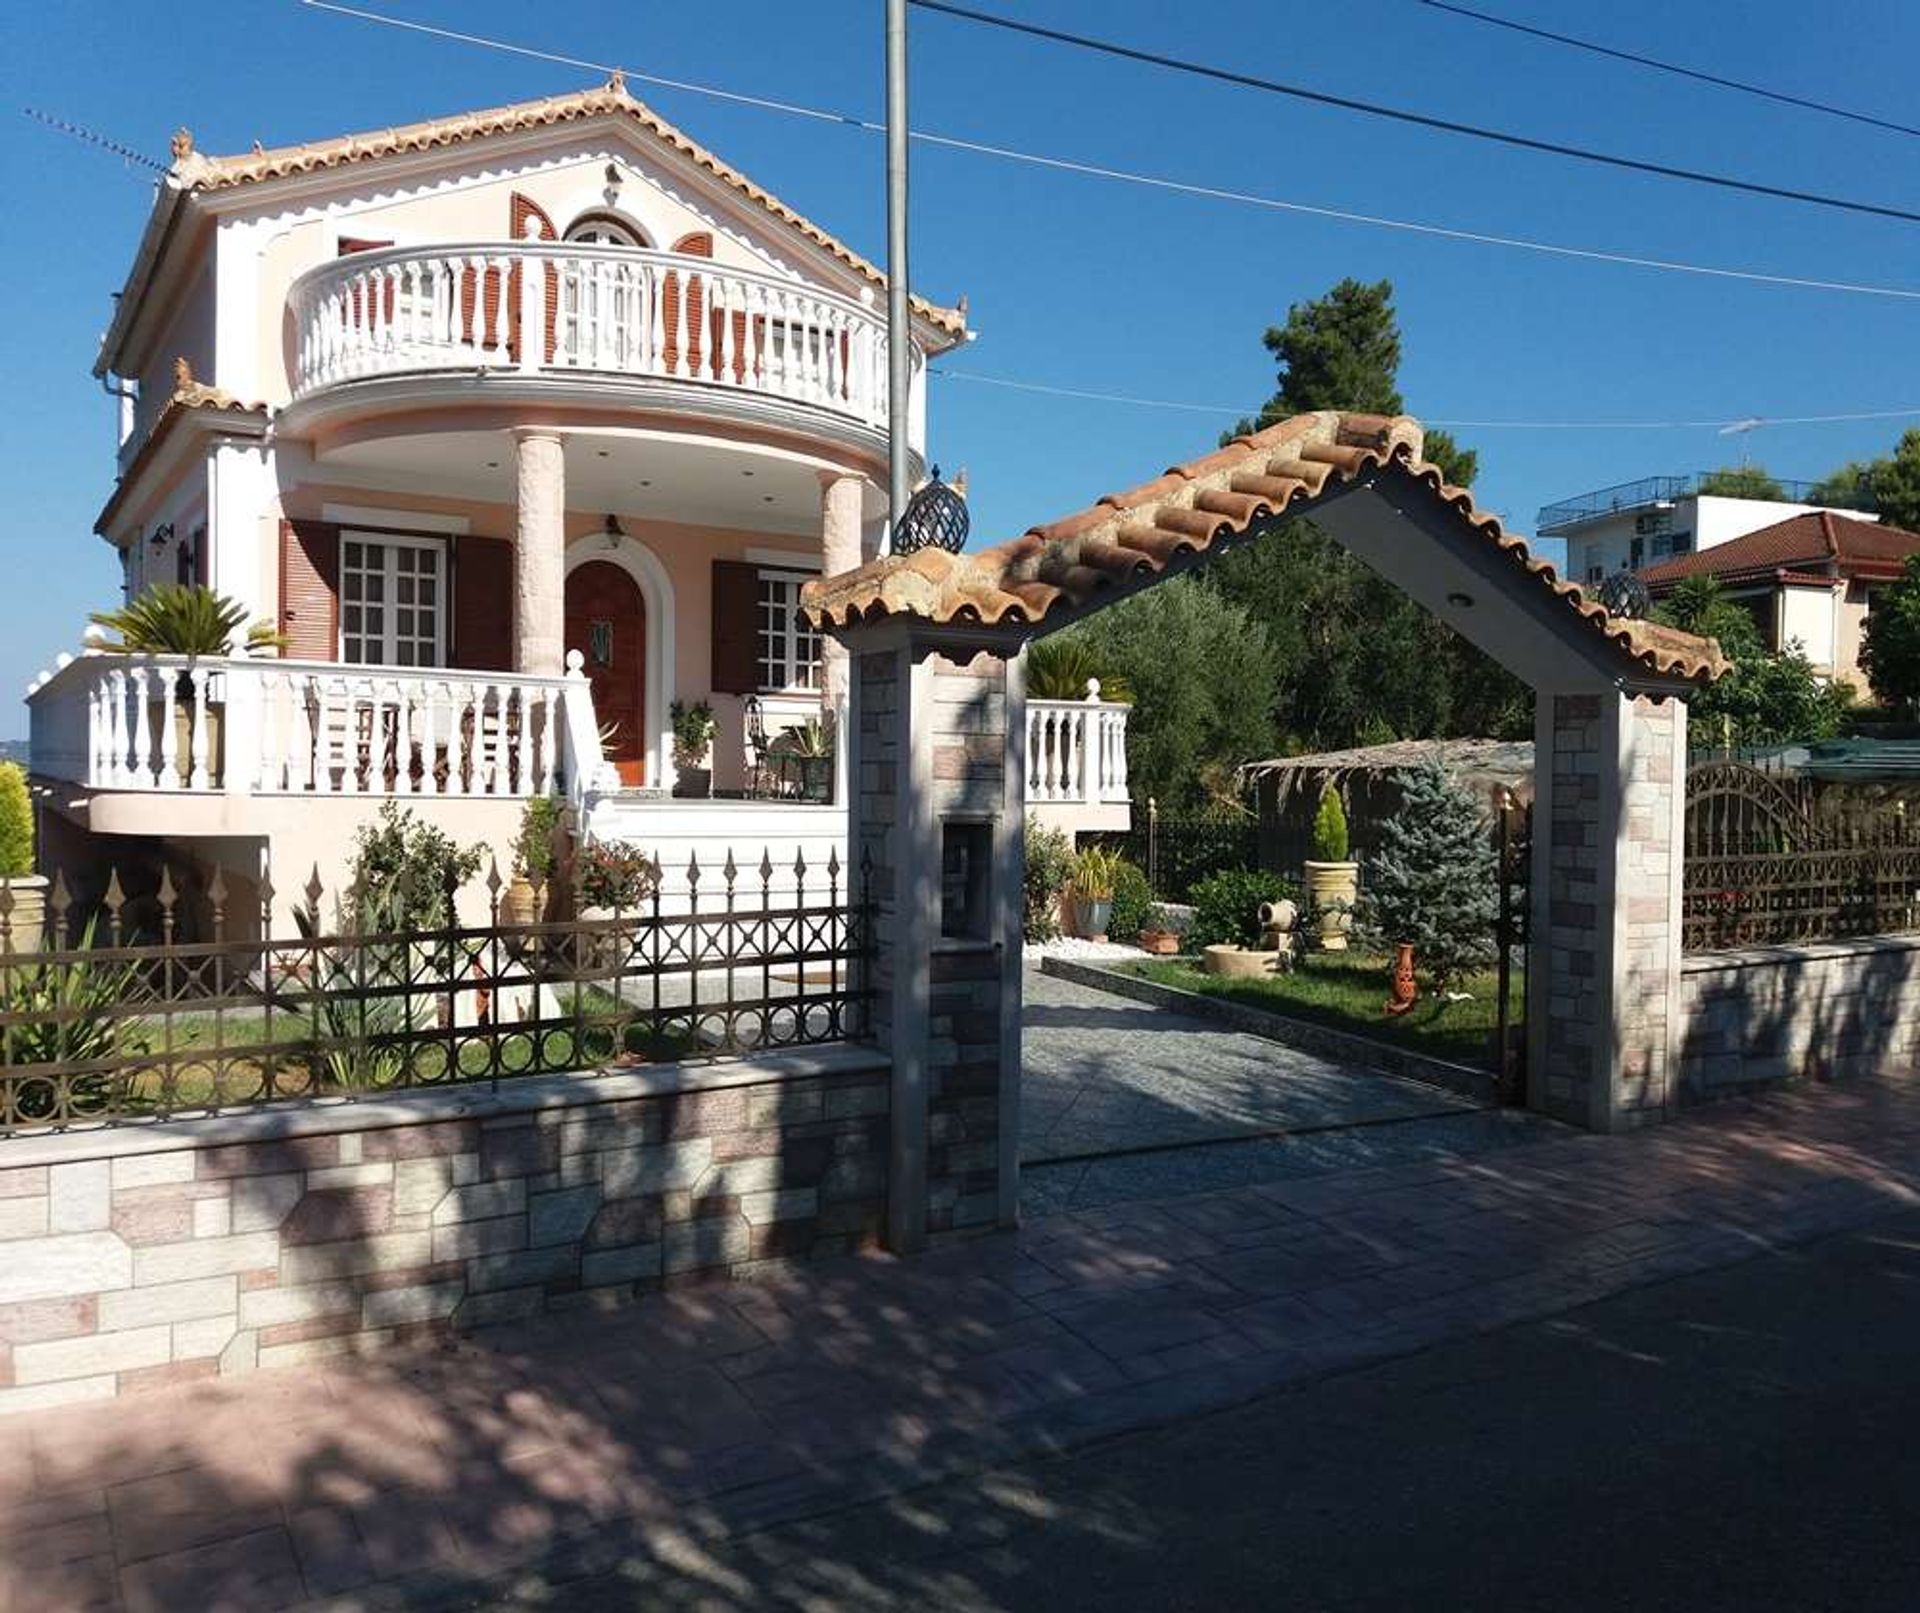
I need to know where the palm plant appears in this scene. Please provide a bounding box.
[89,585,280,656]
[1026,634,1134,702]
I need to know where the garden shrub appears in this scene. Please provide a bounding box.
[1106,859,1153,943]
[1310,785,1350,863]
[1185,867,1294,951]
[0,762,30,879]
[1023,818,1073,942]
[512,795,565,882]
[347,804,484,933]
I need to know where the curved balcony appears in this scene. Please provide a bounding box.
[288,242,917,442]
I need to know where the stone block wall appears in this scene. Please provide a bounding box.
[0,1051,889,1414]
[1539,692,1605,1126]
[1614,694,1683,1124]
[1680,936,1920,1100]
[1535,689,1684,1132]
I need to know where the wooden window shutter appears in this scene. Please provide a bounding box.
[507,194,560,363]
[279,520,339,661]
[451,535,515,672]
[671,232,713,257]
[711,560,761,694]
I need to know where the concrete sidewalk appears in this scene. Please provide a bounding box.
[5,1078,1920,1611]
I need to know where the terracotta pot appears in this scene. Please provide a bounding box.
[1384,942,1418,1016]
[1304,860,1359,951]
[1139,929,1180,956]
[672,767,712,799]
[145,698,225,788]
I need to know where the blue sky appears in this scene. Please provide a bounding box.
[3,0,1917,737]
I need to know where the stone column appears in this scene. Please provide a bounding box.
[1530,687,1687,1132]
[844,625,1024,1252]
[513,428,566,676]
[818,471,868,724]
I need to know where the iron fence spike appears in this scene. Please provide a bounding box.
[104,868,126,913]
[49,870,71,917]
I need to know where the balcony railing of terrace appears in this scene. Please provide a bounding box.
[288,242,918,439]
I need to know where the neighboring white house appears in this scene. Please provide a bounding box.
[24,76,1130,925]
[1538,473,1878,587]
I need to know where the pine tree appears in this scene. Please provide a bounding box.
[1360,762,1497,992]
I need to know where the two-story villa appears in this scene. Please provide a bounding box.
[25,77,1132,926]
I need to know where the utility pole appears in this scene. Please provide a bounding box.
[884,0,911,550]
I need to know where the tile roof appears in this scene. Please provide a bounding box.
[1640,510,1920,588]
[803,411,1728,684]
[173,75,965,339]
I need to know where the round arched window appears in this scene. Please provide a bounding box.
[564,213,647,248]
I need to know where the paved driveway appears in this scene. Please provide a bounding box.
[1019,968,1549,1216]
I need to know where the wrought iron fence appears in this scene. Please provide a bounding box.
[1088,802,1261,902]
[0,847,869,1138]
[1682,761,1920,951]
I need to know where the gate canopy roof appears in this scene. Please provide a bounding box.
[804,411,1727,691]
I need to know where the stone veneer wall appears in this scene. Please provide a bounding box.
[1537,691,1684,1132]
[926,655,1011,1241]
[0,1049,889,1414]
[1679,935,1920,1100]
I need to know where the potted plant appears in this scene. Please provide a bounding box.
[1137,903,1180,955]
[502,795,564,930]
[770,715,835,801]
[1303,784,1359,952]
[1065,844,1122,940]
[669,699,716,798]
[0,762,45,953]
[575,839,657,973]
[87,584,278,787]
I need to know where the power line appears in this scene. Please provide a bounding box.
[1415,0,1920,141]
[21,108,167,173]
[295,4,1920,303]
[909,0,1920,227]
[932,370,1920,433]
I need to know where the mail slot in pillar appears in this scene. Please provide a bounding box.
[843,636,1025,1253]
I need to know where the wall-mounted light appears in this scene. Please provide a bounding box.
[602,514,626,551]
[603,162,623,208]
[148,522,175,554]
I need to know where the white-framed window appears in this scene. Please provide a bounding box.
[756,570,822,692]
[340,531,446,668]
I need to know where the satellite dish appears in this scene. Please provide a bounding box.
[1597,569,1651,620]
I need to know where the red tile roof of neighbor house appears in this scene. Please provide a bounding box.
[1640,511,1920,589]
[168,75,966,339]
[802,411,1729,684]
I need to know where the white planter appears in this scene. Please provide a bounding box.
[0,874,48,954]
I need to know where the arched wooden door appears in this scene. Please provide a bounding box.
[565,561,647,787]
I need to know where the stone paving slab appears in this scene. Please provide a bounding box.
[1020,969,1477,1164]
[4,1078,1920,1610]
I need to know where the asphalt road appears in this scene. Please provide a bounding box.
[474,1207,1920,1612]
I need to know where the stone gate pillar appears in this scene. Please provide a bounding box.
[845,626,1025,1253]
[1531,688,1688,1132]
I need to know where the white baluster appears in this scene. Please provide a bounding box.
[449,683,472,797]
[314,677,335,793]
[158,666,181,788]
[187,666,212,790]
[129,666,154,788]
[536,687,558,797]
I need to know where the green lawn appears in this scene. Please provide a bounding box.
[1129,950,1520,1071]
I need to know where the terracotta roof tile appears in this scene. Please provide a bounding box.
[803,411,1728,684]
[1641,510,1920,588]
[178,75,965,339]
[95,361,269,537]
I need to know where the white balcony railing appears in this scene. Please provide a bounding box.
[28,655,594,804]
[1026,683,1131,807]
[288,242,914,436]
[28,655,1130,816]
